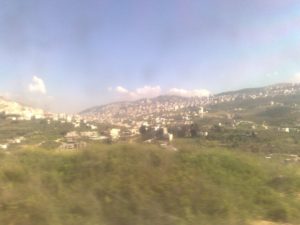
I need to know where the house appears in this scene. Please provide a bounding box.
[168,133,174,142]
[80,131,102,140]
[58,141,87,151]
[0,144,8,149]
[66,116,72,123]
[110,128,121,140]
[200,131,208,137]
[8,136,25,144]
[65,131,80,142]
[73,123,80,128]
[58,131,87,151]
[262,124,269,130]
[90,125,98,130]
[99,136,109,140]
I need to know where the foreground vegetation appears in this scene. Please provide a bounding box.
[0,142,299,225]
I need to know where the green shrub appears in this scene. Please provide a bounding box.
[0,143,299,225]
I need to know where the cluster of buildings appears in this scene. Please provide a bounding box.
[58,129,122,150]
[0,136,26,150]
[0,98,45,121]
[58,131,87,151]
[81,96,208,136]
[214,83,300,104]
[81,83,300,129]
[1,83,300,150]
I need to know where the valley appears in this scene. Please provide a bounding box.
[0,83,300,225]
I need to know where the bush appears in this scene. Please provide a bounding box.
[0,143,299,225]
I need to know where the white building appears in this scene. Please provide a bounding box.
[90,125,98,130]
[110,128,121,140]
[0,144,8,149]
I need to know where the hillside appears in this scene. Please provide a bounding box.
[0,142,299,225]
[0,97,44,120]
[79,83,300,130]
[217,83,300,97]
[80,95,205,116]
[81,83,300,117]
[0,83,300,225]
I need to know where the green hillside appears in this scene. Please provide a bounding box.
[209,94,300,127]
[0,143,299,225]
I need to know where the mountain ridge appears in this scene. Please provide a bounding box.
[80,82,300,115]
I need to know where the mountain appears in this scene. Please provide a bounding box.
[80,83,300,122]
[80,94,211,124]
[81,95,206,114]
[217,83,300,98]
[210,83,300,127]
[0,97,45,120]
[210,83,300,111]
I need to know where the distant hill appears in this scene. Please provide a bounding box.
[80,83,300,125]
[0,97,44,119]
[217,83,300,97]
[80,95,195,114]
[79,94,211,125]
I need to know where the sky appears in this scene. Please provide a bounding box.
[0,0,300,113]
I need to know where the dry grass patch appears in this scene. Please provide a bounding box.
[250,220,293,225]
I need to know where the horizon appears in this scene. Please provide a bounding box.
[1,0,300,113]
[1,81,300,114]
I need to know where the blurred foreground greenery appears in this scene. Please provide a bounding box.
[0,142,299,225]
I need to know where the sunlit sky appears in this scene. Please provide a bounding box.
[1,0,300,112]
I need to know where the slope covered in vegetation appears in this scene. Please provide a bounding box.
[0,143,299,225]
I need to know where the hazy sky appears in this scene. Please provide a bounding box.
[0,0,300,112]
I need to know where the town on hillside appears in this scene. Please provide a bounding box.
[0,83,300,163]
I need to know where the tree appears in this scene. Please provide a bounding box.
[155,128,164,140]
[190,123,199,138]
[139,125,155,141]
[139,125,147,136]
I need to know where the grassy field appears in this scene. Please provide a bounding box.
[0,142,299,225]
[0,118,74,143]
